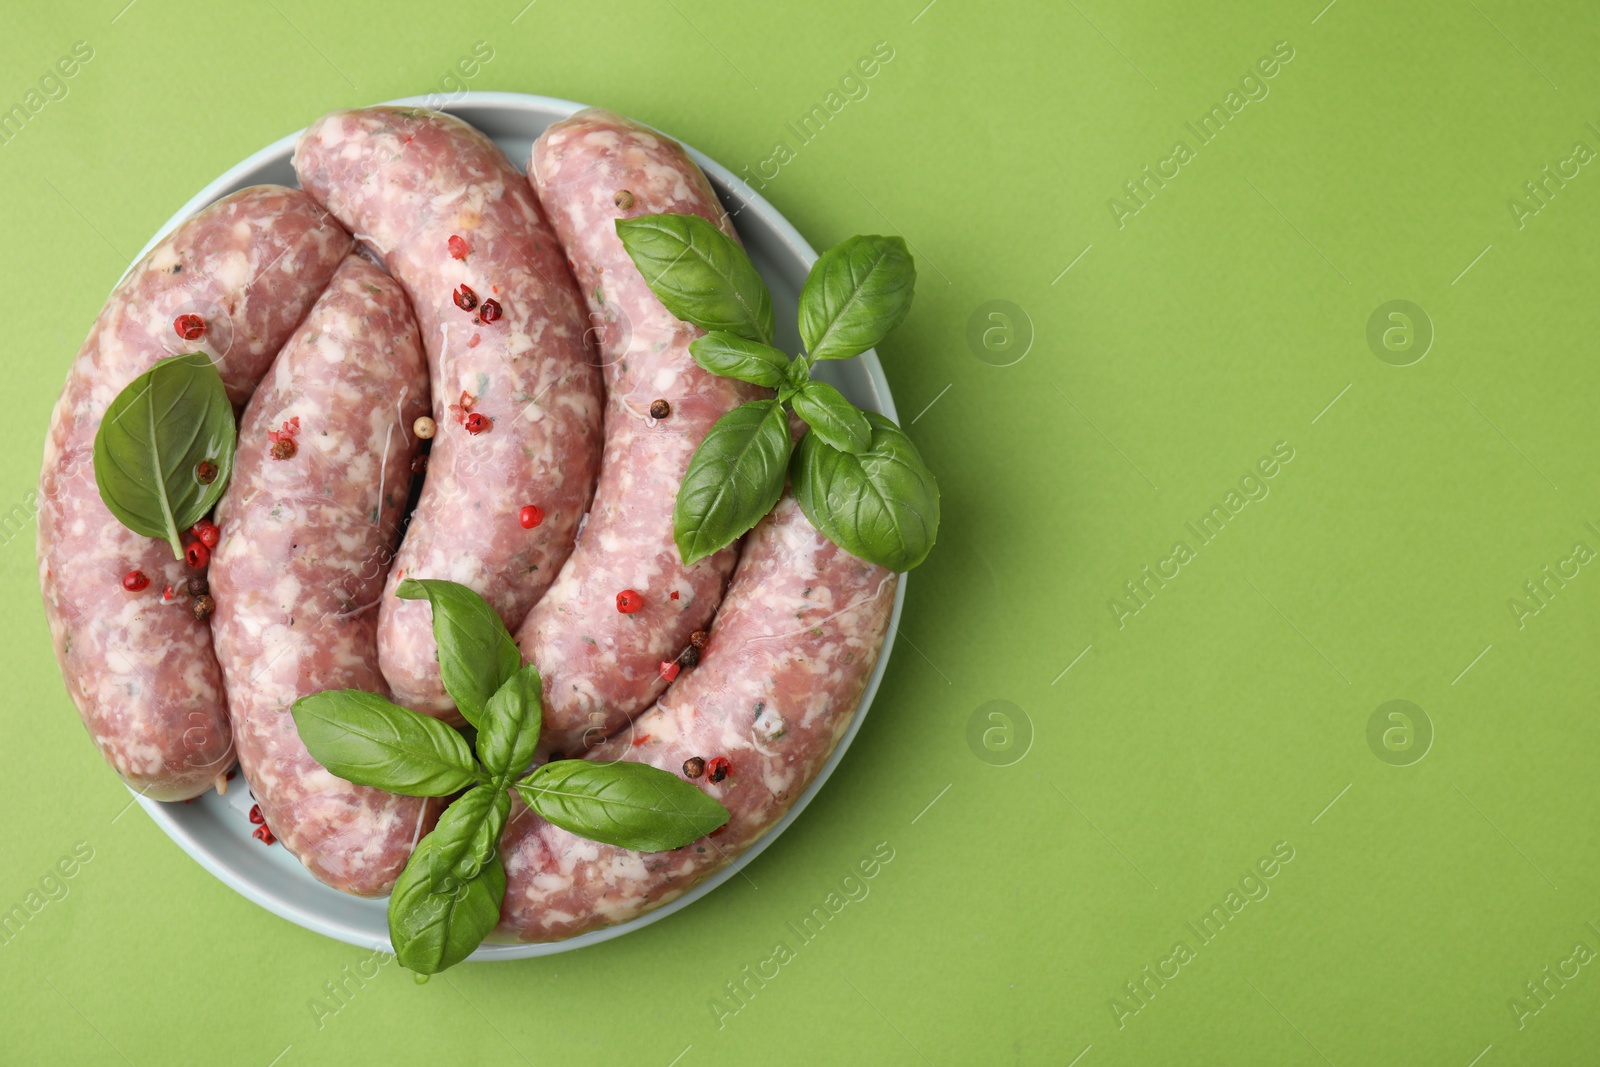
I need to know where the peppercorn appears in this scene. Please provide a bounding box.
[519,505,544,529]
[186,577,209,598]
[616,589,643,613]
[448,235,469,260]
[271,438,297,461]
[453,284,478,311]
[248,804,265,825]
[464,412,492,435]
[614,189,635,209]
[190,594,215,621]
[192,520,220,549]
[649,398,671,420]
[678,644,701,668]
[252,825,276,845]
[683,756,705,779]
[659,661,681,682]
[689,629,710,650]
[122,570,150,592]
[173,313,206,341]
[479,299,503,323]
[414,416,436,439]
[185,541,210,568]
[706,756,731,783]
[195,460,218,484]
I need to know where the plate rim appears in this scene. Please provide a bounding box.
[130,90,907,960]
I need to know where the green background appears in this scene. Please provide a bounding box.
[3,0,1598,1063]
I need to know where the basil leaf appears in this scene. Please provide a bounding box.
[791,411,940,571]
[616,214,775,344]
[92,353,236,559]
[517,760,730,852]
[291,690,482,796]
[689,331,791,388]
[419,784,511,892]
[797,235,916,362]
[477,664,542,783]
[785,356,812,390]
[395,579,522,728]
[790,381,871,454]
[674,399,791,566]
[388,838,505,975]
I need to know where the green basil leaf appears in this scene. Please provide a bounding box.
[92,353,236,559]
[395,579,522,728]
[797,235,916,362]
[291,690,482,796]
[791,411,941,571]
[790,380,871,454]
[785,356,812,390]
[689,331,791,388]
[419,785,511,892]
[388,838,505,975]
[517,760,730,852]
[616,214,775,343]
[674,399,791,567]
[477,664,543,783]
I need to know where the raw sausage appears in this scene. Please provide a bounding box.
[38,186,351,801]
[520,108,766,757]
[293,107,604,719]
[496,495,896,941]
[209,255,434,896]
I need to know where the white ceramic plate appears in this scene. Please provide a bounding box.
[126,92,906,959]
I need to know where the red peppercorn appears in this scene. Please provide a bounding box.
[252,825,276,845]
[161,584,176,601]
[706,756,731,783]
[195,460,218,484]
[616,589,643,614]
[453,284,478,311]
[192,520,220,549]
[248,804,265,825]
[479,299,503,323]
[185,541,210,568]
[659,661,681,682]
[173,313,206,341]
[519,505,544,529]
[122,570,150,592]
[464,412,492,435]
[448,235,469,260]
[669,590,680,601]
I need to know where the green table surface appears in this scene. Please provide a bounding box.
[4,1,1599,1063]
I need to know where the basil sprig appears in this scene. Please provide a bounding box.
[291,581,730,976]
[92,353,236,558]
[616,223,939,571]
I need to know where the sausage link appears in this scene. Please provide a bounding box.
[293,107,604,718]
[521,108,767,756]
[210,255,434,896]
[496,496,896,941]
[37,186,351,801]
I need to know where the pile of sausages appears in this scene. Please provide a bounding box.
[37,106,897,942]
